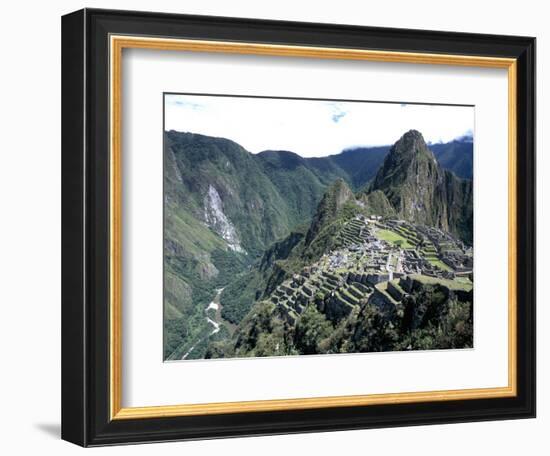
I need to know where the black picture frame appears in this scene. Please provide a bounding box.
[62,8,536,447]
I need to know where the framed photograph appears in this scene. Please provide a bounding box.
[61,8,536,447]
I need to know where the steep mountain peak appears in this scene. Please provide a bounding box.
[324,178,354,210]
[371,130,438,193]
[391,129,434,160]
[368,130,473,243]
[402,129,424,140]
[304,178,354,246]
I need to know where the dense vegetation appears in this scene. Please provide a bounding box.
[430,136,473,180]
[205,283,472,359]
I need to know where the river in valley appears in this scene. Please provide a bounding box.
[181,287,235,360]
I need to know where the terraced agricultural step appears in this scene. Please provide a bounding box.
[422,252,438,258]
[342,228,359,236]
[324,272,341,282]
[297,290,311,304]
[348,284,368,300]
[395,228,418,243]
[325,296,354,321]
[343,232,360,239]
[303,285,314,296]
[279,301,291,310]
[278,301,296,321]
[279,305,298,325]
[280,285,293,295]
[353,282,371,294]
[320,285,333,295]
[423,253,438,260]
[320,273,335,283]
[337,289,360,307]
[387,280,406,301]
[347,272,362,283]
[340,235,356,245]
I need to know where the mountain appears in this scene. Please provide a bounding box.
[166,131,300,256]
[257,145,390,191]
[258,138,472,185]
[369,130,473,243]
[163,130,473,359]
[304,178,355,246]
[327,146,391,188]
[254,150,349,225]
[430,135,473,180]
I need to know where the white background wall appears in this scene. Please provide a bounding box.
[0,0,545,454]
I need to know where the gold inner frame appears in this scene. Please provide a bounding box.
[109,35,518,420]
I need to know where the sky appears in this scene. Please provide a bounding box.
[164,94,474,158]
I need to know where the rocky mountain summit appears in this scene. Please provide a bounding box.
[370,130,473,244]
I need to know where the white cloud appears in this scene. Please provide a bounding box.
[164,94,474,158]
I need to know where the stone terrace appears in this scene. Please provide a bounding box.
[270,215,473,326]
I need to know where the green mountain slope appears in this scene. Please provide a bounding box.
[254,150,347,226]
[430,136,473,179]
[329,146,391,188]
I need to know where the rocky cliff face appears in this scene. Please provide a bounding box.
[369,130,473,244]
[203,184,244,253]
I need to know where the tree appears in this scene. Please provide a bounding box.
[351,304,399,352]
[294,305,333,354]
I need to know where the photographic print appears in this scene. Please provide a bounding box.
[163,94,474,361]
[62,12,535,444]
